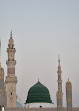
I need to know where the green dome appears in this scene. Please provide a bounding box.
[25,81,52,103]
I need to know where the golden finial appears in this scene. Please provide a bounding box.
[66,77,71,83]
[38,78,39,82]
[58,55,60,66]
[10,30,12,38]
[58,55,60,60]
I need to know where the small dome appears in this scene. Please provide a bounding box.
[25,81,52,104]
[66,78,71,85]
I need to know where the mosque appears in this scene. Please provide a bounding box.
[0,32,79,111]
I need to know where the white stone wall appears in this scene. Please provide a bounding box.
[25,103,53,108]
[6,82,16,108]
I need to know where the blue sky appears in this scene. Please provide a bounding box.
[0,0,79,107]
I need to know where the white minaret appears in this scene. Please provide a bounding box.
[5,31,17,108]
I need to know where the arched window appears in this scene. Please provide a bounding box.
[11,92,12,95]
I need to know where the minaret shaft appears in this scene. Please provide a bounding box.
[56,89,63,111]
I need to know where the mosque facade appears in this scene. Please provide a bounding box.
[0,32,79,111]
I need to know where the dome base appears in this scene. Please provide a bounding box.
[25,103,53,108]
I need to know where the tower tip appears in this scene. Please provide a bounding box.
[10,30,12,38]
[66,77,71,83]
[38,78,39,82]
[58,55,60,66]
[58,55,60,61]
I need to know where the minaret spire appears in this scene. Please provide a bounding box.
[57,55,62,92]
[10,30,12,38]
[56,56,63,111]
[68,78,69,82]
[37,73,39,82]
[58,55,60,67]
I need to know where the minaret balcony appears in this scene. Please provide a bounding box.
[6,60,16,65]
[57,80,62,83]
[5,76,17,83]
[7,48,16,52]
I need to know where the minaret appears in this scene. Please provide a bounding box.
[57,56,62,92]
[0,41,4,92]
[5,31,17,108]
[66,78,72,111]
[56,56,63,111]
[0,41,6,110]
